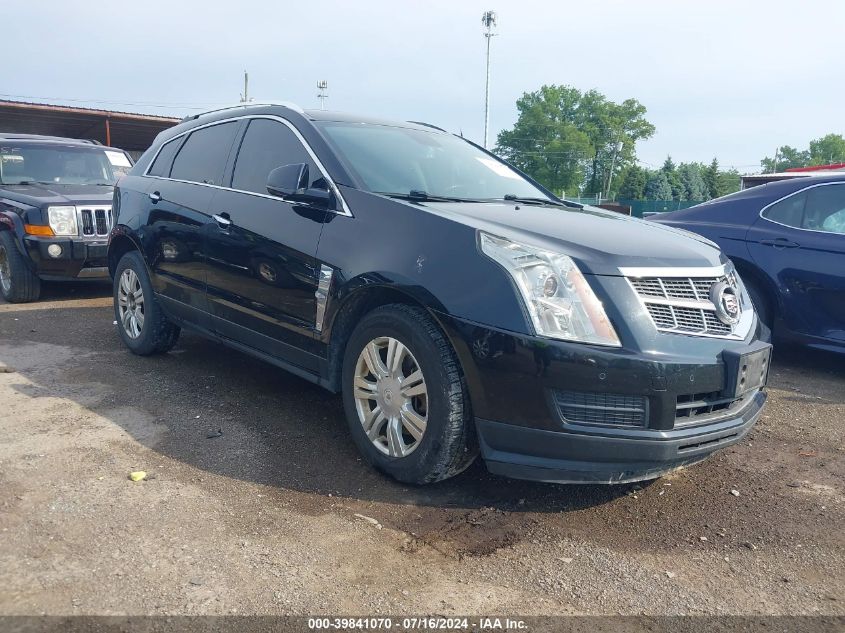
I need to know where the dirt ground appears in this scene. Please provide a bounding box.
[0,281,843,617]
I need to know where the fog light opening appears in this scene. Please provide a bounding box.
[47,244,63,258]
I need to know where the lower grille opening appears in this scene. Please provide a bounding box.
[678,432,739,453]
[552,390,647,428]
[675,389,756,426]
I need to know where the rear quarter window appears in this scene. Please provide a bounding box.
[762,191,807,228]
[147,138,183,178]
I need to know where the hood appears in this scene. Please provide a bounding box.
[1,183,114,208]
[417,200,724,276]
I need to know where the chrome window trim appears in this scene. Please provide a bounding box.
[758,180,845,235]
[142,114,353,217]
[622,263,755,341]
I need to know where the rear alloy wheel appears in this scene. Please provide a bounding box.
[342,304,478,484]
[0,231,41,303]
[113,251,180,355]
[117,268,145,339]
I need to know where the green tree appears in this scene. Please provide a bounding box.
[644,172,672,200]
[676,163,708,201]
[660,156,682,199]
[808,134,845,165]
[618,165,648,199]
[715,169,741,197]
[760,145,810,173]
[495,85,655,197]
[703,158,720,199]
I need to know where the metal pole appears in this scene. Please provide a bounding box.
[484,33,491,149]
[481,11,497,149]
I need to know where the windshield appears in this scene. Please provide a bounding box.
[316,122,551,201]
[0,145,131,185]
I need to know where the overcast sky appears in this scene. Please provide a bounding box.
[3,1,843,173]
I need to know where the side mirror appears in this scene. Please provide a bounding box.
[267,163,332,208]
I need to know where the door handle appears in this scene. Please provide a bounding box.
[212,213,232,228]
[149,191,161,203]
[760,238,800,249]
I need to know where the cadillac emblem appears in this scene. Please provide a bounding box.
[710,280,741,326]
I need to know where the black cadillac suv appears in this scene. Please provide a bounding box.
[108,103,770,484]
[0,134,133,302]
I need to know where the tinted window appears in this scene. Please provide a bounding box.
[170,122,238,186]
[148,138,182,177]
[763,191,807,228]
[804,185,845,235]
[231,119,323,195]
[316,121,549,201]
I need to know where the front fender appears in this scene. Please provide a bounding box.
[0,211,29,258]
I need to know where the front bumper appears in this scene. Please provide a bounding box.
[478,389,764,483]
[23,235,109,280]
[436,313,770,484]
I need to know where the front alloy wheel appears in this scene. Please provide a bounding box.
[353,337,428,457]
[341,304,478,484]
[117,268,145,339]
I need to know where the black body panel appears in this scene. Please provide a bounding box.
[108,104,769,483]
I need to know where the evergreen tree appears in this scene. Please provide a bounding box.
[644,172,673,200]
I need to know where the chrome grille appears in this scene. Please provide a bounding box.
[627,270,739,338]
[76,205,112,239]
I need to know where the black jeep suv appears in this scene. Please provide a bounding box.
[108,103,770,485]
[0,134,133,302]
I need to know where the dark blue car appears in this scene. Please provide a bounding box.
[652,174,845,353]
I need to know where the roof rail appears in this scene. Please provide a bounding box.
[0,133,99,144]
[407,120,447,132]
[181,101,305,122]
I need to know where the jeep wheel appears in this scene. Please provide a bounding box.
[0,231,41,303]
[341,304,477,484]
[114,251,180,355]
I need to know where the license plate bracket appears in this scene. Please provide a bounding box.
[723,342,772,398]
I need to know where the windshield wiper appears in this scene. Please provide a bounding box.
[502,194,577,208]
[377,190,482,203]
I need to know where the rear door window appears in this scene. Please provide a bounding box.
[230,118,324,195]
[170,122,239,186]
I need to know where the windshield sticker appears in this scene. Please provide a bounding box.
[105,150,131,168]
[475,157,522,180]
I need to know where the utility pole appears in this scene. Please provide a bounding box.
[481,11,497,149]
[240,71,250,103]
[604,140,623,200]
[317,80,329,110]
[772,146,779,173]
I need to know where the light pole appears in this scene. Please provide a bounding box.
[482,10,497,149]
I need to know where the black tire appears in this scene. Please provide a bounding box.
[744,277,772,334]
[0,231,41,303]
[341,304,478,484]
[113,250,180,355]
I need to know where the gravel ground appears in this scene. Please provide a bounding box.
[0,281,842,617]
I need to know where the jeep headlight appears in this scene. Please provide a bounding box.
[47,206,78,236]
[480,232,621,347]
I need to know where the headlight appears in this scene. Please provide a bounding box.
[47,206,78,236]
[480,232,621,347]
